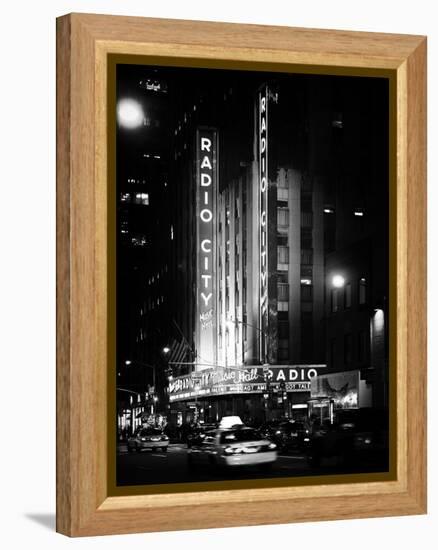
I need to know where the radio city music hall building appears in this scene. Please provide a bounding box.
[116,64,389,428]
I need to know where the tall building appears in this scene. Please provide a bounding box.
[167,74,331,424]
[115,64,389,430]
[116,65,173,433]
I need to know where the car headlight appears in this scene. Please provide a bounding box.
[141,438,146,442]
[268,443,277,450]
[224,447,242,455]
[162,435,169,441]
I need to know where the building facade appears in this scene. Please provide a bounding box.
[115,65,389,432]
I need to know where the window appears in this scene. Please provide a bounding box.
[220,429,261,444]
[134,192,149,205]
[301,266,312,280]
[277,187,289,201]
[329,338,336,367]
[277,272,288,284]
[278,339,289,350]
[359,277,367,305]
[344,283,352,309]
[277,246,289,264]
[358,330,368,363]
[277,208,289,227]
[235,197,240,218]
[301,194,312,212]
[277,234,288,246]
[278,176,288,189]
[301,249,313,265]
[331,288,339,313]
[301,230,312,249]
[301,212,313,228]
[301,285,313,302]
[277,283,289,301]
[278,339,289,360]
[278,301,289,312]
[278,322,289,339]
[344,333,352,365]
[278,347,289,360]
[301,175,312,191]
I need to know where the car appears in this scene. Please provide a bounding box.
[260,419,309,452]
[306,408,389,468]
[127,426,169,452]
[187,426,277,471]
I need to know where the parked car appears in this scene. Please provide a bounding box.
[260,419,309,452]
[127,427,169,453]
[187,426,277,471]
[306,408,389,468]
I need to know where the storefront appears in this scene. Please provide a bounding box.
[308,369,372,424]
[168,364,326,426]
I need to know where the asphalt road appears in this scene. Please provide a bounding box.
[116,443,387,486]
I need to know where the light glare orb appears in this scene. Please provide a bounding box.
[117,98,144,129]
[332,275,345,288]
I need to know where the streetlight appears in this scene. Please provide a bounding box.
[163,346,170,354]
[332,274,345,288]
[117,98,144,129]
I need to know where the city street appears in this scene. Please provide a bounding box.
[116,443,387,486]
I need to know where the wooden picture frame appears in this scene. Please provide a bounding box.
[56,13,427,536]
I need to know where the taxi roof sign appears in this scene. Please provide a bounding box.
[218,415,244,428]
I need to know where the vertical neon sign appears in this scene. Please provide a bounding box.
[259,87,269,364]
[196,128,217,370]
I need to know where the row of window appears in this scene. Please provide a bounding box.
[331,278,367,312]
[329,331,369,366]
[120,192,150,205]
[278,208,314,228]
[277,246,314,268]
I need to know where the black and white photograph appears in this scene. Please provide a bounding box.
[115,62,390,487]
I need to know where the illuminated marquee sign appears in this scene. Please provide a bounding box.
[169,365,326,402]
[196,128,218,369]
[259,87,269,362]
